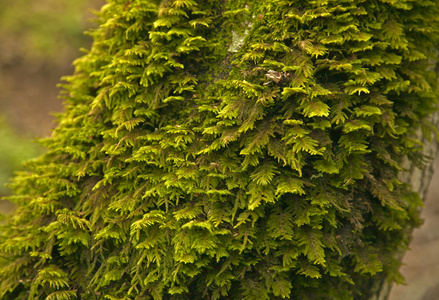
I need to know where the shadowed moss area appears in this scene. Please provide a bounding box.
[0,0,438,299]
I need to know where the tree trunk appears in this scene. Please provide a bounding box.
[0,1,439,300]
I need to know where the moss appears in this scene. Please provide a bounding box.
[0,0,438,299]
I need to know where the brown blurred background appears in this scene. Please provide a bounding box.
[0,1,438,299]
[0,0,104,208]
[0,0,104,136]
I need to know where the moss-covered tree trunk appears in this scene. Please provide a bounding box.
[366,110,439,300]
[1,1,439,299]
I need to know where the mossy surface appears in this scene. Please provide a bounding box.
[1,0,439,299]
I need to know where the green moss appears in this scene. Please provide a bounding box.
[0,0,438,299]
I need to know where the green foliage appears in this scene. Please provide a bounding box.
[0,0,438,299]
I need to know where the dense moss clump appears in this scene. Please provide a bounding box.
[1,0,439,299]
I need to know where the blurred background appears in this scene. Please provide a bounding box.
[0,1,438,299]
[0,0,104,211]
